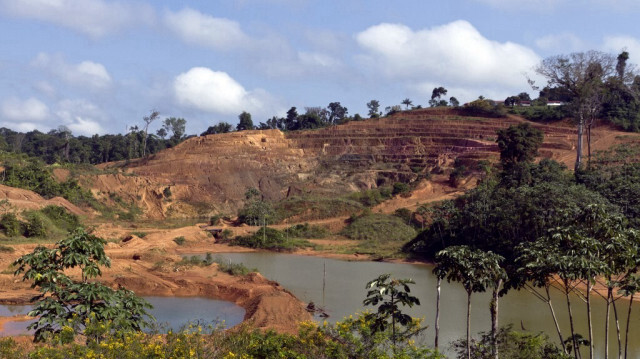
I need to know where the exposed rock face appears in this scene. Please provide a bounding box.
[92,111,579,219]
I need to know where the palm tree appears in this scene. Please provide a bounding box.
[401,98,413,110]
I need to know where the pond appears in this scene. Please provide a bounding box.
[0,296,245,336]
[201,252,640,359]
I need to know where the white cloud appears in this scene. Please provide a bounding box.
[164,8,249,50]
[536,33,585,53]
[174,67,269,115]
[0,0,155,38]
[355,20,540,94]
[32,53,112,90]
[602,36,640,61]
[55,99,106,135]
[1,97,49,121]
[66,118,104,136]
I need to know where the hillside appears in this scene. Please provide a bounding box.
[87,109,632,219]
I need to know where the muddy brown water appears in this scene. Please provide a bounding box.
[207,252,640,359]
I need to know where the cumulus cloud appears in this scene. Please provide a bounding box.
[536,33,585,53]
[32,53,112,90]
[164,8,249,50]
[1,97,49,121]
[55,99,106,135]
[355,20,540,95]
[0,0,155,38]
[174,67,270,115]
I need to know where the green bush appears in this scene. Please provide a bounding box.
[348,187,393,207]
[173,236,186,245]
[392,182,411,196]
[229,227,314,251]
[285,223,329,239]
[40,205,79,232]
[0,213,22,237]
[23,212,47,237]
[275,196,364,222]
[341,214,416,242]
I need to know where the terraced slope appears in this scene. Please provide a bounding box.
[91,109,623,219]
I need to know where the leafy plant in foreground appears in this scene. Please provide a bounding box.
[13,228,153,342]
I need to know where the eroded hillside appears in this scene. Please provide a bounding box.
[88,109,626,219]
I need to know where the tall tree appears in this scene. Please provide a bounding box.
[367,100,381,118]
[435,246,503,359]
[141,110,159,157]
[162,117,186,142]
[401,98,413,109]
[327,102,348,125]
[236,111,254,131]
[430,87,448,107]
[535,51,615,171]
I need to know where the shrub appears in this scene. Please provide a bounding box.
[209,214,221,225]
[23,212,47,237]
[0,213,22,237]
[285,223,329,239]
[131,231,147,238]
[173,236,186,245]
[275,196,364,222]
[341,214,416,242]
[392,182,411,196]
[229,227,314,251]
[0,245,14,253]
[40,205,80,232]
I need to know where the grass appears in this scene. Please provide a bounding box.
[228,227,316,252]
[284,223,329,239]
[274,196,364,222]
[177,253,257,276]
[131,231,147,238]
[340,213,416,242]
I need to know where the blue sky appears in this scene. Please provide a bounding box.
[1,0,639,136]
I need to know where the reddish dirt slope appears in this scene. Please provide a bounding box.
[90,109,637,219]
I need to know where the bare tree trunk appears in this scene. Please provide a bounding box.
[435,277,441,349]
[588,123,593,168]
[605,287,611,359]
[490,279,502,359]
[575,115,584,172]
[624,294,634,359]
[546,286,566,353]
[565,280,580,359]
[587,278,594,359]
[467,291,472,359]
[612,296,621,359]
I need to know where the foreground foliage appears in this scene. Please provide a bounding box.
[13,228,153,342]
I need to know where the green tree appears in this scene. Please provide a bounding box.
[13,228,153,342]
[327,102,348,125]
[449,97,460,107]
[201,122,232,136]
[430,87,448,107]
[141,110,160,157]
[496,123,544,169]
[535,51,616,171]
[363,274,424,353]
[401,98,413,109]
[367,100,381,118]
[435,246,504,359]
[236,111,254,131]
[162,117,186,143]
